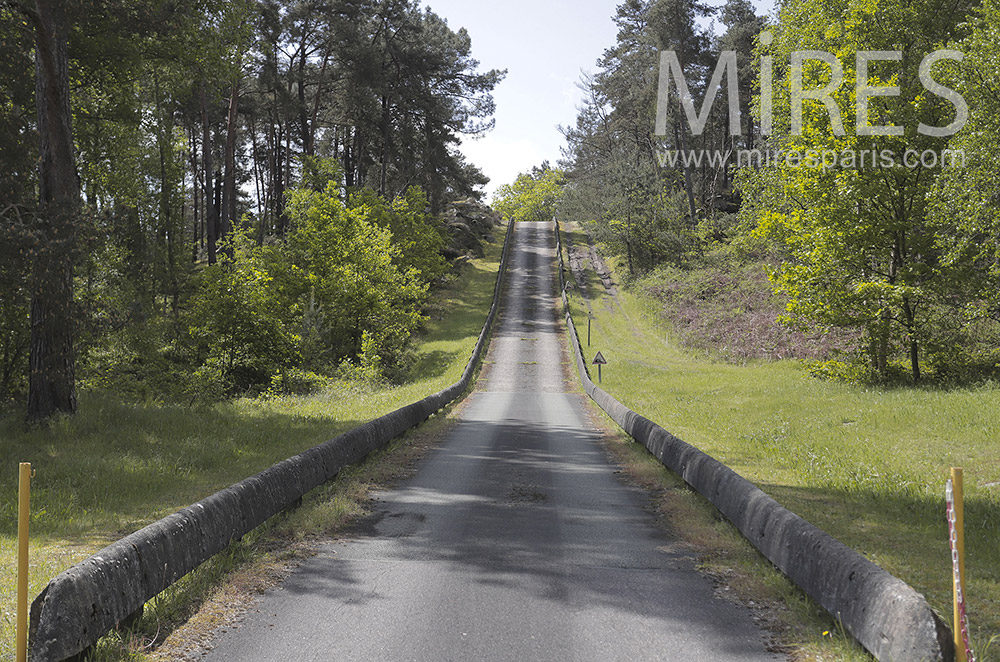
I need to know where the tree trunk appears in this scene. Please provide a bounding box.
[871,320,889,377]
[155,86,179,320]
[903,297,921,381]
[297,46,311,156]
[189,124,201,262]
[344,126,356,189]
[220,75,240,247]
[380,94,391,195]
[307,48,330,156]
[212,172,221,252]
[625,208,635,276]
[674,124,698,226]
[28,0,78,422]
[283,123,292,203]
[249,114,266,244]
[201,80,217,265]
[266,112,278,234]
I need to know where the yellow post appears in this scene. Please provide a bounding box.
[16,462,31,662]
[952,467,967,662]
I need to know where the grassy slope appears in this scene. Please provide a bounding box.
[562,223,1000,660]
[0,230,505,661]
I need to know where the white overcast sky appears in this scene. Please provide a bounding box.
[423,0,776,200]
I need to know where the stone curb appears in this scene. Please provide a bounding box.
[553,219,953,662]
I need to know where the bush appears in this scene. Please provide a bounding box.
[285,182,427,378]
[492,165,565,223]
[265,368,334,397]
[187,229,299,395]
[348,187,448,285]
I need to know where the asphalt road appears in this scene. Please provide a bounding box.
[202,221,780,661]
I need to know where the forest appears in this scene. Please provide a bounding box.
[0,0,503,422]
[553,0,1000,385]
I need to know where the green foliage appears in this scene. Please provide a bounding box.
[298,154,345,193]
[928,0,1000,331]
[285,182,428,378]
[737,0,975,381]
[492,165,566,223]
[0,218,28,403]
[0,8,35,206]
[188,228,299,394]
[180,179,433,395]
[265,367,334,397]
[0,10,36,404]
[348,186,449,284]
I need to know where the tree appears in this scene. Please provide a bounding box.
[284,180,427,376]
[718,0,767,150]
[0,0,503,410]
[348,185,448,284]
[26,0,80,421]
[331,1,503,210]
[492,165,566,224]
[927,0,1000,358]
[737,0,975,381]
[559,0,743,276]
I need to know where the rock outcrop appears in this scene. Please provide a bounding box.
[442,199,503,260]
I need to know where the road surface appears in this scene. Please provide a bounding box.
[203,221,780,661]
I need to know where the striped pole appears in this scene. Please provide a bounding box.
[947,468,974,662]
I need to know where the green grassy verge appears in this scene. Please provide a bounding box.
[0,230,505,661]
[561,222,1000,661]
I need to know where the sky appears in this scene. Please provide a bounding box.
[423,0,777,201]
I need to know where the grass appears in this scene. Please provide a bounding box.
[98,411,458,662]
[560,222,1000,660]
[0,227,506,662]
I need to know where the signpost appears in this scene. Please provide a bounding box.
[593,351,607,383]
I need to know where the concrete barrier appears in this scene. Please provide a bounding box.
[554,219,954,662]
[28,219,516,662]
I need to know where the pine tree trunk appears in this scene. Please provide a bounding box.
[380,94,390,195]
[249,115,266,244]
[212,172,221,251]
[307,49,330,157]
[220,76,240,247]
[872,316,890,377]
[297,47,311,156]
[201,80,217,265]
[156,89,179,319]
[28,0,78,422]
[189,125,201,262]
